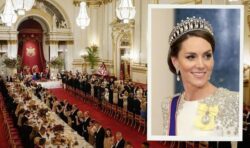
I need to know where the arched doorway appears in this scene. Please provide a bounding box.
[111,18,134,80]
[119,33,131,80]
[17,19,46,74]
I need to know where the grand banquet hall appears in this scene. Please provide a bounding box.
[0,0,250,148]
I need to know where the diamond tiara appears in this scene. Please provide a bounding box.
[169,16,214,46]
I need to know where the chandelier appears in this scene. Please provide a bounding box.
[76,2,90,29]
[116,0,136,23]
[11,0,35,15]
[0,0,17,27]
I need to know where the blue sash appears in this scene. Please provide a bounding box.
[169,95,181,136]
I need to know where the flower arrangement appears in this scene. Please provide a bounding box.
[3,57,17,68]
[3,56,22,69]
[49,56,64,69]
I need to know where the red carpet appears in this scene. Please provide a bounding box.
[50,88,168,148]
[0,114,9,148]
[0,95,10,148]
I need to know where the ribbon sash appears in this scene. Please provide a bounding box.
[168,95,180,136]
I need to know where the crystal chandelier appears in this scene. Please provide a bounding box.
[11,0,35,15]
[116,0,136,23]
[0,0,17,27]
[76,2,90,29]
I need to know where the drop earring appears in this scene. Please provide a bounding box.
[176,69,180,81]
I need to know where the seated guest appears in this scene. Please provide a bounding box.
[29,126,41,148]
[18,71,24,81]
[17,109,25,127]
[34,137,46,148]
[141,141,150,148]
[15,102,24,117]
[20,110,31,125]
[39,126,47,138]
[34,137,41,148]
[35,84,42,99]
[125,141,134,148]
[43,67,50,79]
[32,73,37,80]
[36,72,41,80]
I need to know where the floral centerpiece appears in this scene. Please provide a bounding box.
[52,124,64,132]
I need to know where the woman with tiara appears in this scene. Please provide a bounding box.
[162,17,239,137]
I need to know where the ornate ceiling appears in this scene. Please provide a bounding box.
[73,0,113,7]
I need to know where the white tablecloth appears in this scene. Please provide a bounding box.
[8,83,93,148]
[37,80,62,89]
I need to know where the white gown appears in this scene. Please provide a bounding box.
[162,88,239,137]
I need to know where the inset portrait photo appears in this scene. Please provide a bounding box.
[147,4,243,141]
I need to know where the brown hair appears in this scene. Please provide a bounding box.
[167,30,215,74]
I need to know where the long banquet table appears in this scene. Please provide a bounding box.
[36,80,62,89]
[8,82,93,148]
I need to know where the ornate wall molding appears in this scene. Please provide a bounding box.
[195,0,202,4]
[131,64,147,73]
[72,58,114,74]
[242,0,249,5]
[47,31,74,42]
[0,30,18,41]
[45,40,58,45]
[161,0,198,4]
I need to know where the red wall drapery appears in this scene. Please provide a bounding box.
[21,38,43,73]
[17,19,46,74]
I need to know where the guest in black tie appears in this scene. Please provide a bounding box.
[20,117,32,147]
[127,93,134,112]
[113,132,125,148]
[82,111,91,141]
[95,122,105,148]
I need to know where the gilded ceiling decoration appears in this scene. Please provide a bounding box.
[73,0,113,7]
[35,0,68,29]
